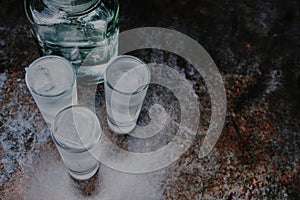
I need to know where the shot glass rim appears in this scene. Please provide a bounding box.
[51,105,102,153]
[104,55,151,95]
[25,55,76,98]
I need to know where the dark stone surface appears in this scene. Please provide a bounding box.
[0,0,300,199]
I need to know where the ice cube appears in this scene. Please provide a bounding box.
[30,65,55,93]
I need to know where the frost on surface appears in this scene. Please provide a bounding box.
[0,71,50,183]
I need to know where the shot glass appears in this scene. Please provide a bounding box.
[51,105,102,180]
[25,56,77,127]
[104,55,151,134]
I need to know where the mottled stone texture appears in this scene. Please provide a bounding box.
[1,0,300,199]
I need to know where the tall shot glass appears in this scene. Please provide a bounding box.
[25,56,77,127]
[104,55,151,134]
[51,105,102,180]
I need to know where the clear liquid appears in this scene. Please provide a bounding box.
[106,91,146,133]
[53,106,102,180]
[26,0,119,83]
[25,56,78,127]
[31,83,78,127]
[56,142,100,180]
[105,57,150,134]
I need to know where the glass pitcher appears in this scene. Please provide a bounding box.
[25,0,119,84]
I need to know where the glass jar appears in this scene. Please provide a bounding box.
[25,0,119,84]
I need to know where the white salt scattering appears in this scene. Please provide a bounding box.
[0,70,8,94]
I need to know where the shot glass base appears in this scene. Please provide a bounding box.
[69,162,100,180]
[107,119,136,134]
